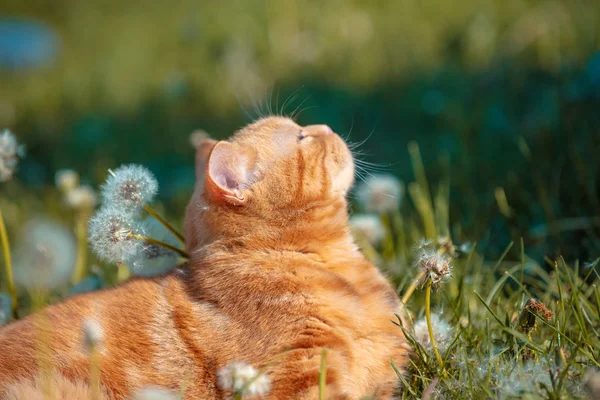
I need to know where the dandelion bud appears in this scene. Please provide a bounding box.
[0,129,25,182]
[82,318,103,349]
[518,298,553,335]
[349,214,385,245]
[55,169,80,192]
[217,361,271,397]
[130,386,178,400]
[101,165,158,214]
[88,208,145,263]
[355,174,403,213]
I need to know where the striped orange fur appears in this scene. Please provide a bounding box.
[0,117,410,399]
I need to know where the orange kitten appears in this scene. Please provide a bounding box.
[0,117,410,399]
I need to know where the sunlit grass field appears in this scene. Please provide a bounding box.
[0,129,598,399]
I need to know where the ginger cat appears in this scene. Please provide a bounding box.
[0,117,410,399]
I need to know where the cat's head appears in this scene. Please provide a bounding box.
[184,116,354,252]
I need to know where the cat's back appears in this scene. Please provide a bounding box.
[0,272,224,399]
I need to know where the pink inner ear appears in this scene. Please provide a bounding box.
[206,142,251,201]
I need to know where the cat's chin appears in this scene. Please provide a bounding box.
[333,158,355,196]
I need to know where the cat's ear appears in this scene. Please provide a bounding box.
[194,138,218,179]
[205,141,255,206]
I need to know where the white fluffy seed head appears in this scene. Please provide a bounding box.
[0,129,25,182]
[125,218,179,277]
[88,207,145,264]
[349,214,385,245]
[13,219,76,291]
[65,185,98,209]
[493,359,554,398]
[585,368,600,399]
[189,129,210,149]
[355,174,403,213]
[417,247,452,287]
[130,386,178,400]
[217,361,270,397]
[55,169,80,192]
[101,164,158,214]
[413,313,454,355]
[82,318,103,349]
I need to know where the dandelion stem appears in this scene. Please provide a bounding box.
[143,204,185,245]
[90,345,101,400]
[319,348,327,400]
[401,271,425,304]
[130,234,189,259]
[0,209,17,314]
[425,279,444,374]
[72,211,89,284]
[116,262,130,283]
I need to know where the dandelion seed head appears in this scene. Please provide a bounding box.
[349,214,385,245]
[413,313,454,355]
[125,218,178,277]
[55,169,79,192]
[65,185,97,209]
[82,318,103,349]
[355,174,403,213]
[13,219,76,291]
[0,129,25,182]
[189,129,210,149]
[88,208,145,263]
[585,369,600,399]
[494,360,554,398]
[130,386,178,400]
[217,361,270,396]
[417,247,452,286]
[101,165,158,214]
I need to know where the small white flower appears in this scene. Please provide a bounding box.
[217,361,270,397]
[82,318,103,349]
[65,185,97,209]
[88,208,145,264]
[13,219,76,291]
[125,218,179,277]
[413,313,454,355]
[101,165,158,215]
[355,174,403,213]
[0,129,25,182]
[130,386,178,400]
[349,214,385,245]
[55,169,80,192]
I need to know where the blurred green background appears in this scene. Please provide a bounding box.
[1,0,599,263]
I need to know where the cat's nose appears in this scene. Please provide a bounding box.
[303,124,334,137]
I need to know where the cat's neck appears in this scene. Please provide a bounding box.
[191,196,357,258]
